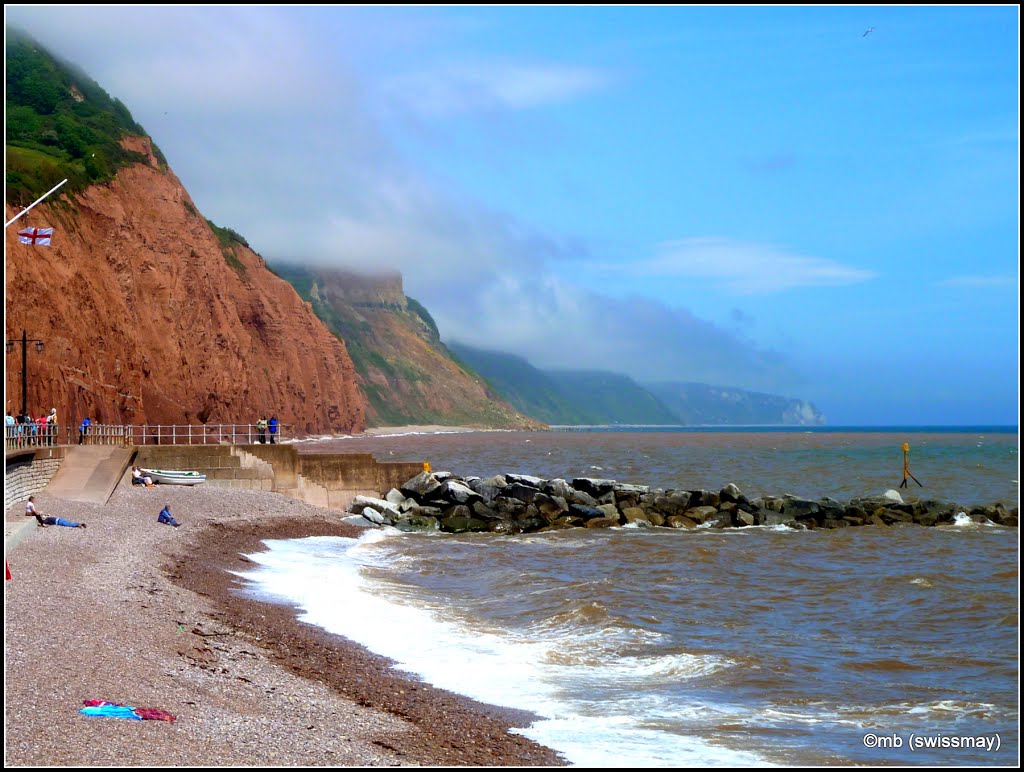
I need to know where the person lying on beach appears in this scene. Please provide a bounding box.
[131,466,154,487]
[158,505,180,528]
[25,496,86,528]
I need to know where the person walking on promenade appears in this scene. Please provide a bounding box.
[25,496,87,528]
[158,504,181,527]
[79,416,91,445]
[5,411,14,446]
[256,416,268,444]
[268,416,278,444]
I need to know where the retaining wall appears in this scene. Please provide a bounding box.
[4,447,68,511]
[133,444,424,511]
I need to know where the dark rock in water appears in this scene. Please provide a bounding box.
[573,478,617,497]
[878,508,913,525]
[820,518,848,528]
[395,514,440,532]
[843,515,866,526]
[472,501,501,521]
[569,504,605,521]
[783,499,820,520]
[683,506,717,524]
[666,515,697,529]
[596,503,620,520]
[551,515,584,528]
[469,474,508,491]
[439,504,488,533]
[492,496,528,519]
[698,490,721,508]
[760,510,795,527]
[653,491,694,516]
[735,511,756,527]
[542,478,576,500]
[430,479,481,505]
[506,472,545,487]
[646,511,666,527]
[870,513,888,527]
[851,490,904,510]
[568,489,599,507]
[614,483,650,496]
[585,516,620,528]
[534,494,568,521]
[351,496,400,524]
[718,501,737,514]
[505,482,541,504]
[818,497,846,521]
[488,520,523,535]
[400,472,443,500]
[614,492,639,510]
[707,512,734,529]
[621,507,650,526]
[720,483,742,502]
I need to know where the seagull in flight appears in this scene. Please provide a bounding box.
[863,26,875,37]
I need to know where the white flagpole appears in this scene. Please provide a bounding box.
[5,178,68,229]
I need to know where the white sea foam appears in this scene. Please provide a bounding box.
[236,532,766,767]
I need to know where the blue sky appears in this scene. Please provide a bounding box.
[6,6,1019,424]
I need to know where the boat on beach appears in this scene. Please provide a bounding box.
[139,468,207,486]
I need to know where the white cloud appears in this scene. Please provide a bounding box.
[382,61,611,116]
[628,237,877,294]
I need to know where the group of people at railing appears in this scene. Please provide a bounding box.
[5,408,60,447]
[4,412,286,448]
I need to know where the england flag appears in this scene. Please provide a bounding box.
[18,227,54,246]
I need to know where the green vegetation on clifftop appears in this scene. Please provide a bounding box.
[5,30,161,204]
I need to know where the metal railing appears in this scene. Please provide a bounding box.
[4,423,287,450]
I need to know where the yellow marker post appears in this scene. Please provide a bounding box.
[899,442,923,488]
[423,461,431,473]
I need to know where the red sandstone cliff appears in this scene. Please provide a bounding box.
[4,138,366,435]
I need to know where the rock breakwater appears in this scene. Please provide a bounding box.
[345,472,1019,533]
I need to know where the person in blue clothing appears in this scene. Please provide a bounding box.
[268,416,278,444]
[25,496,87,528]
[158,504,181,527]
[79,416,91,445]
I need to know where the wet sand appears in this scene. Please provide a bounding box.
[3,483,564,766]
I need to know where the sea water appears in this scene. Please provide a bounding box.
[238,428,1018,766]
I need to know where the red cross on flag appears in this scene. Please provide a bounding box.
[18,227,54,246]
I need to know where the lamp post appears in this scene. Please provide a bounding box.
[5,330,45,419]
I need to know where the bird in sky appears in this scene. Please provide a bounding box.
[863,27,875,37]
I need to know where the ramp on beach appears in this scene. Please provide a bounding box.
[44,446,134,505]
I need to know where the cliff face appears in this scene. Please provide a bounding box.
[273,265,540,429]
[4,139,366,435]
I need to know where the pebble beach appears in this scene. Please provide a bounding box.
[3,483,564,766]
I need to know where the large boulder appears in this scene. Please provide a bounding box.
[350,495,400,524]
[395,514,440,532]
[439,504,488,533]
[666,515,697,529]
[719,483,742,502]
[400,472,443,500]
[585,517,620,528]
[683,506,718,525]
[505,482,541,504]
[542,478,577,500]
[506,473,545,487]
[572,478,618,498]
[430,479,481,506]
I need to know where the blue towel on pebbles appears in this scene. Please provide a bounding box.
[80,705,142,720]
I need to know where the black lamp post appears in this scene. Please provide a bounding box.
[5,329,45,419]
